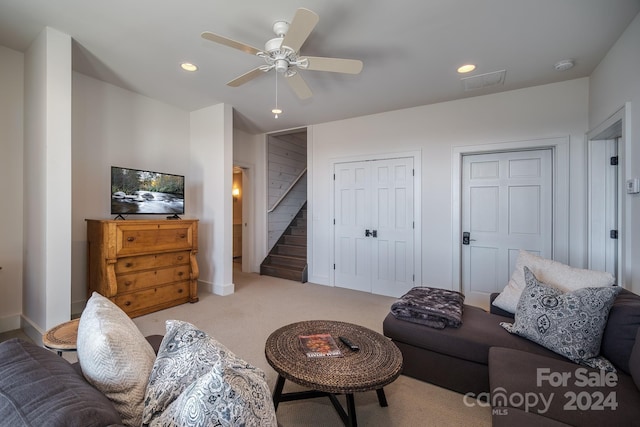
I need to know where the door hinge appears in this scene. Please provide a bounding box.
[413,221,415,229]
[412,169,415,176]
[333,264,336,270]
[333,218,335,225]
[610,230,618,239]
[610,156,619,166]
[333,173,336,180]
[412,274,415,282]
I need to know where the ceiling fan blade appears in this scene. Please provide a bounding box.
[227,67,266,87]
[303,56,364,74]
[201,31,261,55]
[281,8,319,53]
[286,72,313,99]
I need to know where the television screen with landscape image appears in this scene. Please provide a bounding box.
[111,166,184,215]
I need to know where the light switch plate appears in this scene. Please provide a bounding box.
[626,178,640,194]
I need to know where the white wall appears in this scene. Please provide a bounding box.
[306,78,589,291]
[0,46,24,332]
[190,103,235,296]
[71,72,191,314]
[589,12,640,293]
[23,27,72,341]
[233,128,267,272]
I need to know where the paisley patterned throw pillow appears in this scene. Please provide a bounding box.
[142,320,277,427]
[501,266,621,371]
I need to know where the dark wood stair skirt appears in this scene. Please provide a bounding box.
[261,203,308,283]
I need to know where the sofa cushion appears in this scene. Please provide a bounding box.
[629,328,640,391]
[600,289,640,374]
[383,304,563,366]
[77,292,156,427]
[492,250,615,314]
[143,320,277,427]
[0,338,122,427]
[489,347,640,426]
[501,267,620,371]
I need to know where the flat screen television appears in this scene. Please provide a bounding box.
[111,166,184,217]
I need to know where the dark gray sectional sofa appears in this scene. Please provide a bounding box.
[383,289,640,426]
[0,335,163,426]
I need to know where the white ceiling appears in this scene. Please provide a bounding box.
[1,0,639,134]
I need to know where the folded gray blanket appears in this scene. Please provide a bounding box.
[390,286,464,329]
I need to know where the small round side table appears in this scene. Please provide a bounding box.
[265,320,403,427]
[43,318,80,356]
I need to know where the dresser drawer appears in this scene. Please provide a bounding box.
[115,223,194,256]
[114,282,189,316]
[116,265,190,293]
[115,251,190,274]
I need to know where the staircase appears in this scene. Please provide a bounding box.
[260,203,307,282]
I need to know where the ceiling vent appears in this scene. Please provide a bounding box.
[461,69,506,91]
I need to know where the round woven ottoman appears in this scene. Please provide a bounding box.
[265,320,403,426]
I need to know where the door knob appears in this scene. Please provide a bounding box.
[365,229,372,237]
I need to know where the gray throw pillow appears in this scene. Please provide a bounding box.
[501,266,621,371]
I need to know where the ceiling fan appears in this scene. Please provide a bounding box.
[201,8,363,100]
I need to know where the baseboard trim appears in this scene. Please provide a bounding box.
[0,314,21,334]
[198,279,235,296]
[20,315,44,346]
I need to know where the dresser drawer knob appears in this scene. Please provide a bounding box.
[124,281,132,286]
[125,262,133,268]
[178,271,184,277]
[178,289,184,294]
[179,234,186,238]
[177,256,184,261]
[127,237,135,242]
[124,301,131,306]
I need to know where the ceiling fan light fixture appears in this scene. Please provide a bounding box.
[272,108,282,118]
[457,64,476,74]
[275,59,289,73]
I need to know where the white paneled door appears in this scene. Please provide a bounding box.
[462,150,552,307]
[588,138,619,279]
[334,157,415,297]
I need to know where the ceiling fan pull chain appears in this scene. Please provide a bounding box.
[272,70,282,118]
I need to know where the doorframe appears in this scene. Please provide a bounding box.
[232,161,254,273]
[328,150,422,288]
[587,103,630,287]
[451,137,570,291]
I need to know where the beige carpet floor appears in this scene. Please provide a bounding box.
[131,267,492,427]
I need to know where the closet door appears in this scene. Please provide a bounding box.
[334,160,372,293]
[370,157,414,296]
[334,157,414,297]
[461,149,552,307]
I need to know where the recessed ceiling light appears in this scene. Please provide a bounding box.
[180,62,198,72]
[457,64,476,74]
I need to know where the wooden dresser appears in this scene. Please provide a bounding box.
[86,219,199,317]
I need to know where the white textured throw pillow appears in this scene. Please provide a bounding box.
[77,292,156,427]
[492,250,616,314]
